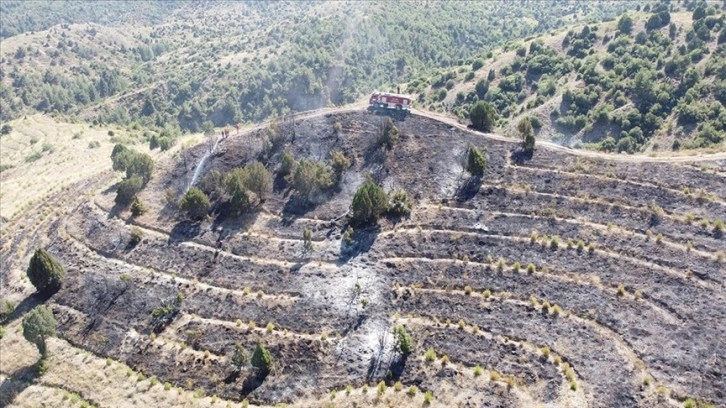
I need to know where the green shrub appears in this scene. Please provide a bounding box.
[521,126,536,154]
[617,14,633,34]
[424,347,436,362]
[180,187,210,220]
[149,134,159,150]
[377,380,387,395]
[330,150,350,181]
[393,325,413,355]
[713,219,724,236]
[127,152,154,183]
[25,152,42,163]
[388,189,412,217]
[115,176,143,205]
[130,197,147,216]
[130,227,143,245]
[350,181,388,226]
[225,168,252,215]
[343,226,354,245]
[290,159,333,202]
[549,235,559,250]
[230,343,248,372]
[380,118,400,150]
[475,79,489,99]
[244,162,272,201]
[251,342,273,374]
[279,149,295,176]
[467,146,487,176]
[423,390,434,405]
[111,144,154,184]
[111,144,132,171]
[27,248,66,296]
[469,101,496,131]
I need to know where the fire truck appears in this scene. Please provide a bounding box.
[367,91,412,115]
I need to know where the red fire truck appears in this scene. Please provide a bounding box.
[368,91,412,115]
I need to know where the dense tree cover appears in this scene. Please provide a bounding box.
[26,248,65,296]
[425,1,726,152]
[1,1,638,128]
[0,1,181,39]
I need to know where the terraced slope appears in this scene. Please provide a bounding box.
[1,110,724,407]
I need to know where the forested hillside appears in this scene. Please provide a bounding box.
[1,1,636,136]
[416,0,725,153]
[0,0,182,39]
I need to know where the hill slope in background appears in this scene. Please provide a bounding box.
[1,1,636,131]
[416,1,726,153]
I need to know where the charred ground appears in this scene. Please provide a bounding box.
[2,110,725,408]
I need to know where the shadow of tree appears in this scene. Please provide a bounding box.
[0,362,40,406]
[0,293,45,326]
[510,148,533,165]
[339,225,380,264]
[455,175,482,202]
[167,220,202,244]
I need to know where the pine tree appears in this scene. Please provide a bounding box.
[350,181,388,226]
[181,188,210,220]
[469,101,496,132]
[251,342,273,374]
[27,248,66,296]
[518,117,536,153]
[230,343,248,372]
[23,305,57,357]
[466,146,487,177]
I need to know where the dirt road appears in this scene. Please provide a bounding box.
[410,108,726,164]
